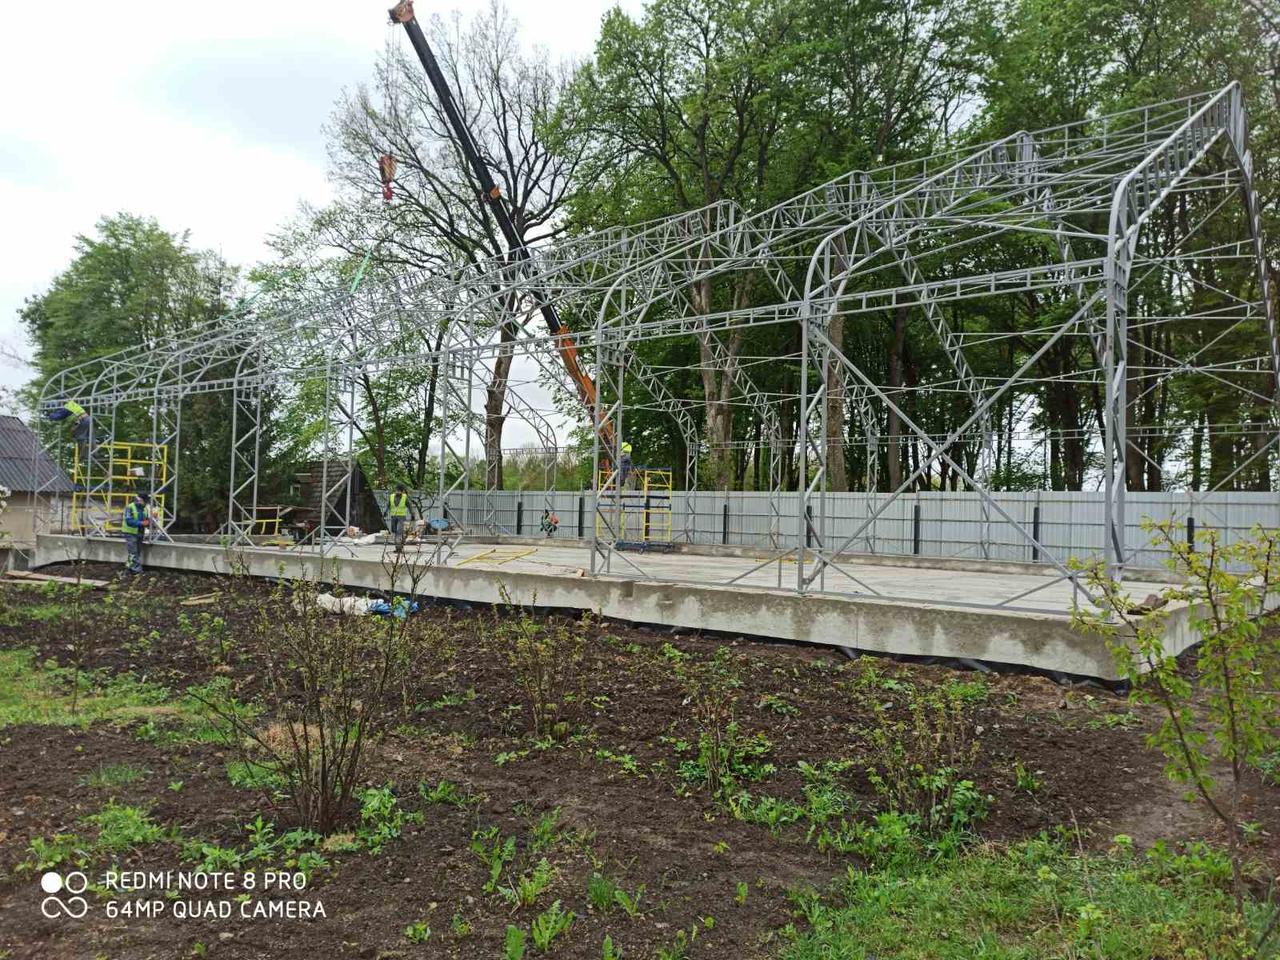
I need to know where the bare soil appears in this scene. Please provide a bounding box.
[0,563,1276,959]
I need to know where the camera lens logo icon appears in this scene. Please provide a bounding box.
[40,871,89,919]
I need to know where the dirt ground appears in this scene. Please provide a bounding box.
[0,563,1276,959]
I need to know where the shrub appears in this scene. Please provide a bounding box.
[502,857,555,908]
[859,680,986,836]
[530,900,573,951]
[472,825,517,894]
[587,872,619,911]
[84,802,164,854]
[403,919,431,943]
[191,578,417,833]
[59,548,97,713]
[674,646,774,799]
[492,596,586,738]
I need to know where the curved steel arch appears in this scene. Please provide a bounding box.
[1103,81,1278,573]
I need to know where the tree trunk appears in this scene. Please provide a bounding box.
[885,306,908,491]
[825,313,849,491]
[696,317,743,491]
[358,372,388,487]
[484,324,517,491]
[751,418,762,491]
[414,324,449,489]
[1190,411,1205,491]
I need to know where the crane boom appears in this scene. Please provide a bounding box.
[388,1,614,450]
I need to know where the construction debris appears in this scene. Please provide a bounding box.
[304,592,420,617]
[179,592,222,606]
[4,570,109,589]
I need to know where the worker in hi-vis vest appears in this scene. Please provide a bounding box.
[387,484,410,550]
[122,492,151,575]
[47,399,94,469]
[619,442,634,489]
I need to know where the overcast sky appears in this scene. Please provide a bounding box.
[0,0,635,400]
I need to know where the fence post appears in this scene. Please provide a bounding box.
[912,502,922,556]
[1031,504,1041,563]
[1187,515,1195,553]
[516,499,523,536]
[577,495,584,539]
[805,504,813,548]
[722,502,729,544]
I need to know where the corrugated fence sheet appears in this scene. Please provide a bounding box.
[438,489,1280,567]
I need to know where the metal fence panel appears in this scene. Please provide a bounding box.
[441,489,1280,568]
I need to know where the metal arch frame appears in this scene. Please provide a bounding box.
[798,131,1069,588]
[153,327,276,541]
[804,125,1122,569]
[26,84,1279,619]
[1102,82,1277,576]
[225,339,272,544]
[587,225,791,555]
[475,264,707,531]
[31,293,285,547]
[586,264,750,569]
[789,88,1276,603]
[818,172,997,557]
[420,267,704,540]
[32,317,267,543]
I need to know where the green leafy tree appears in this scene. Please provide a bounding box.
[558,0,990,489]
[981,0,1279,493]
[21,213,236,379]
[19,213,291,530]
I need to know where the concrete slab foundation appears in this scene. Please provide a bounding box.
[33,534,1195,682]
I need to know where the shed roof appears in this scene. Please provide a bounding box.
[0,415,75,493]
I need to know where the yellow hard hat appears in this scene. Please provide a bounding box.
[622,442,633,453]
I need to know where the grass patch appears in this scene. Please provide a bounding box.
[78,762,150,789]
[781,833,1259,959]
[24,602,69,623]
[226,759,287,791]
[25,802,168,873]
[84,802,165,854]
[0,649,176,728]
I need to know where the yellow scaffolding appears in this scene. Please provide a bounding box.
[246,505,290,538]
[596,466,673,544]
[69,441,169,534]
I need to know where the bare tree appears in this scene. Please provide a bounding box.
[319,1,584,489]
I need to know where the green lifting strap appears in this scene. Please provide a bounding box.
[350,246,376,294]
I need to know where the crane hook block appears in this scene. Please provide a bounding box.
[378,154,397,202]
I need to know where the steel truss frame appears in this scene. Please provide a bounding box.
[30,83,1276,614]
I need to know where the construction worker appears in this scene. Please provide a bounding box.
[387,484,410,549]
[45,399,85,423]
[619,441,634,489]
[47,400,94,473]
[539,509,560,537]
[122,492,151,576]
